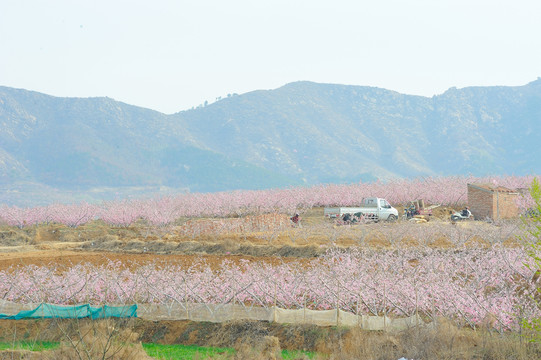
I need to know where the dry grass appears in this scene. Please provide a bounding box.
[328,318,541,360]
[0,208,527,257]
[233,336,282,360]
[0,226,34,246]
[50,319,151,360]
[0,319,151,360]
[0,215,530,271]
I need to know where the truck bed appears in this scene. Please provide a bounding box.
[324,207,371,217]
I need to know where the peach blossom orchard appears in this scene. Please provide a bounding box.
[0,175,539,332]
[0,248,538,331]
[0,175,535,227]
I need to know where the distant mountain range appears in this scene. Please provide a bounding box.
[1,79,540,206]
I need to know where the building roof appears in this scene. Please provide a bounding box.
[468,183,518,193]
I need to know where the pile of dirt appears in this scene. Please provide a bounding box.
[428,235,453,249]
[464,235,491,249]
[431,207,456,220]
[0,227,33,246]
[364,231,392,248]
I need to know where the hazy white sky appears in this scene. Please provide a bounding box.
[1,0,541,114]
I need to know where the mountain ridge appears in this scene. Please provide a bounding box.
[1,79,540,206]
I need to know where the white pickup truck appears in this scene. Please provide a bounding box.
[324,197,399,222]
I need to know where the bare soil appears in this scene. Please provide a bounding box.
[0,207,523,271]
[0,249,316,272]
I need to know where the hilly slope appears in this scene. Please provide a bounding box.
[1,79,540,206]
[174,79,541,182]
[0,87,297,197]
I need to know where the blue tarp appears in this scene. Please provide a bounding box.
[0,303,137,320]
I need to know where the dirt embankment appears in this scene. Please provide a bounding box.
[0,318,341,353]
[2,318,539,359]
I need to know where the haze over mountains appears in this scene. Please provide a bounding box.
[1,79,540,206]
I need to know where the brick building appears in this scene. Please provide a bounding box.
[467,183,520,220]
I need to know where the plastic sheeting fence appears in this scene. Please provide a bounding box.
[135,303,426,331]
[0,300,427,330]
[0,302,137,320]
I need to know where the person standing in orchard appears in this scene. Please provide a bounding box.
[290,213,301,227]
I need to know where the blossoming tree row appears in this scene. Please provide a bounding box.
[0,175,535,228]
[0,248,537,330]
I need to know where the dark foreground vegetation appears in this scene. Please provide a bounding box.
[1,318,541,359]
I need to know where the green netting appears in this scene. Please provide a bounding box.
[0,303,137,320]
